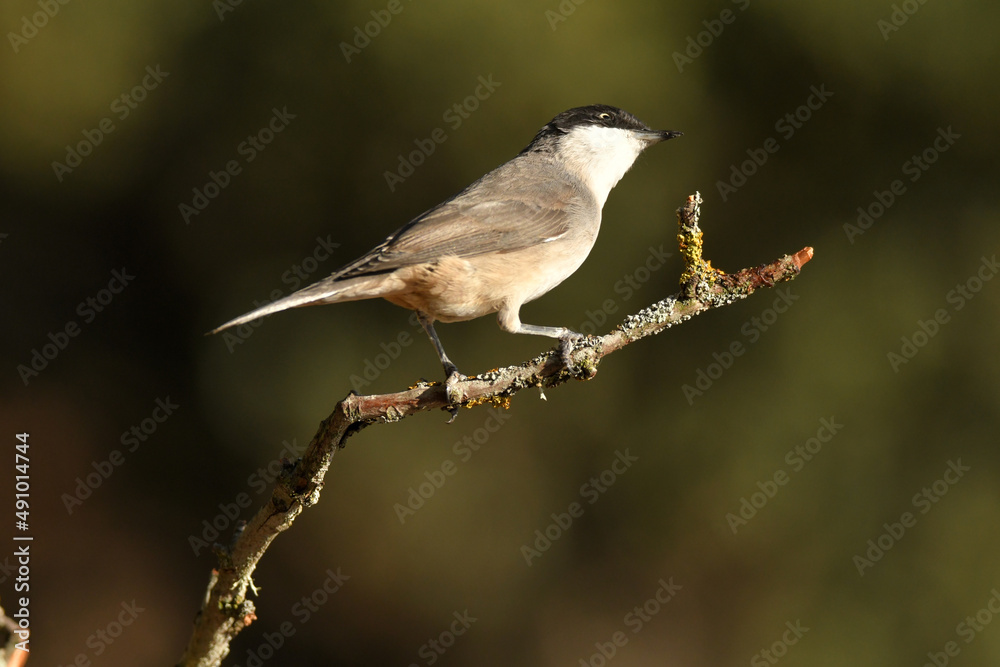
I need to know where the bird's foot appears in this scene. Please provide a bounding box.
[444,367,467,423]
[558,332,585,373]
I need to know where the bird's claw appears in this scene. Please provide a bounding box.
[444,369,467,423]
[558,333,584,373]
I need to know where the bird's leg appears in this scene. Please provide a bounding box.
[516,324,583,369]
[416,312,466,417]
[497,307,584,371]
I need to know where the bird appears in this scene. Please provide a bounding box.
[211,104,681,398]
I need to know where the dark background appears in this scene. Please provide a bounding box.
[2,0,999,665]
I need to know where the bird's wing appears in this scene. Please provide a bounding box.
[332,175,586,280]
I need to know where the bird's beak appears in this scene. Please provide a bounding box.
[636,129,683,144]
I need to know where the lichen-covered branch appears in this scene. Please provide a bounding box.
[177,192,814,666]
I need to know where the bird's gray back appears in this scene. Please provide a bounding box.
[331,153,598,281]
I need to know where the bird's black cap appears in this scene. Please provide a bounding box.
[551,104,652,132]
[523,104,680,153]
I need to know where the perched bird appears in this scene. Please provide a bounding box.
[212,104,681,394]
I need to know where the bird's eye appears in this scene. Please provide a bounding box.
[597,112,611,120]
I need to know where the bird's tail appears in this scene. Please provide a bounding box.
[208,273,400,334]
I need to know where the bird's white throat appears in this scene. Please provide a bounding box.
[557,125,649,209]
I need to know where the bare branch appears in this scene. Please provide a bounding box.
[178,192,814,666]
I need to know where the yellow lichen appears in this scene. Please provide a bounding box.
[464,394,511,410]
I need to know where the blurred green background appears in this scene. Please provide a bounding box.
[2,0,999,664]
